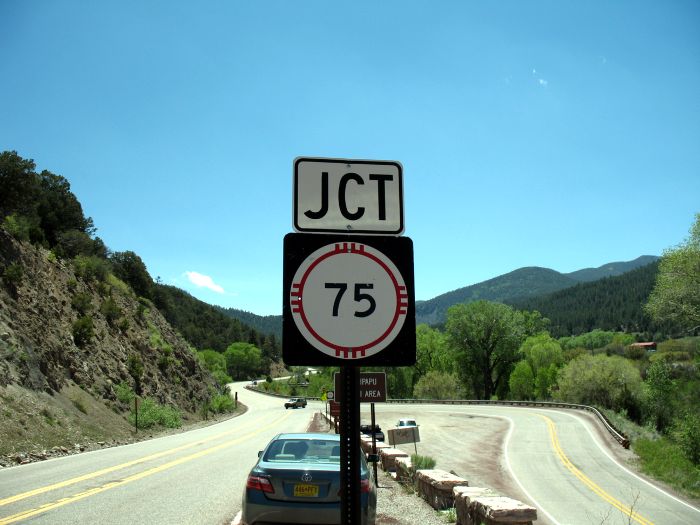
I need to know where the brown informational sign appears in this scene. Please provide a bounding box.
[387,426,420,446]
[329,400,341,417]
[334,372,387,403]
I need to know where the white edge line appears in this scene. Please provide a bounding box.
[549,409,700,514]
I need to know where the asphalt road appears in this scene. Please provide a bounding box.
[0,382,308,525]
[3,386,700,525]
[364,403,700,525]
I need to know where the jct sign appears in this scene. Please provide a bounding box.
[283,233,415,366]
[294,157,403,235]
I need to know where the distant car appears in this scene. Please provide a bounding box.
[284,397,307,409]
[360,424,384,442]
[396,418,417,428]
[241,432,377,525]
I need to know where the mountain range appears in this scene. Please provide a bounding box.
[220,255,659,335]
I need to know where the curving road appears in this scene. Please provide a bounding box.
[0,382,307,525]
[2,385,699,524]
[364,403,700,525]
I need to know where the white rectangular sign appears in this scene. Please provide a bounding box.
[387,426,420,446]
[294,157,404,235]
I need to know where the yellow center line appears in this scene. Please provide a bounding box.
[539,415,654,525]
[0,414,269,509]
[0,412,290,524]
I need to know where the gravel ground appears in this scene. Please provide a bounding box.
[307,412,453,525]
[375,469,454,525]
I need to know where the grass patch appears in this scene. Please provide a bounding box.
[634,437,700,498]
[71,398,88,414]
[129,398,181,429]
[411,454,437,470]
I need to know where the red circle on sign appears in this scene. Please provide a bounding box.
[290,242,408,359]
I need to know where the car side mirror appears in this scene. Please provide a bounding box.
[366,453,379,463]
[258,450,263,458]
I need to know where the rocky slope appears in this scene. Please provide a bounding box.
[0,228,218,456]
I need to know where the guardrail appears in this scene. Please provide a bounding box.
[385,398,630,448]
[244,386,630,448]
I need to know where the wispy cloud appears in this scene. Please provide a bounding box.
[185,271,225,293]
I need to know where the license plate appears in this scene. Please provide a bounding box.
[293,483,319,497]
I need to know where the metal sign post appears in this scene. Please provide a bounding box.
[371,402,378,487]
[339,366,361,525]
[283,157,416,525]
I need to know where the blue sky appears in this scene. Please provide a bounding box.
[1,1,698,315]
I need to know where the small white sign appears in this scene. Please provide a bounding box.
[294,157,404,235]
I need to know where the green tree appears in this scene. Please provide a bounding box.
[36,170,94,245]
[520,333,564,399]
[413,370,463,399]
[644,361,674,431]
[645,213,700,334]
[446,301,545,399]
[557,354,642,413]
[509,361,535,400]
[0,151,38,219]
[110,251,153,299]
[224,342,262,380]
[415,324,452,377]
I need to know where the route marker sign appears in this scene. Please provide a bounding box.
[294,157,404,235]
[282,233,415,366]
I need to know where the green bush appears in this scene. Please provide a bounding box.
[129,398,181,429]
[115,381,135,404]
[674,413,700,465]
[411,454,437,471]
[3,213,32,241]
[209,393,235,413]
[71,292,93,315]
[634,437,700,498]
[2,263,23,288]
[118,318,130,332]
[100,298,122,326]
[73,255,109,282]
[72,316,94,347]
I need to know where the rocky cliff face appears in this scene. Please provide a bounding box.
[0,227,216,417]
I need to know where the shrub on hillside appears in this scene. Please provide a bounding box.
[72,316,94,347]
[100,297,122,326]
[115,381,135,404]
[209,393,234,413]
[71,292,93,315]
[129,398,181,429]
[73,255,108,282]
[2,263,23,291]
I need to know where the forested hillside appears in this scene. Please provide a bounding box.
[218,306,282,340]
[415,267,579,325]
[563,255,658,282]
[509,261,682,338]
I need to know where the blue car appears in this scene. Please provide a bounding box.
[241,432,377,525]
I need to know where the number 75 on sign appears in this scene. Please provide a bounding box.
[282,233,416,366]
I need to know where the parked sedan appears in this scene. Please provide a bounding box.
[241,433,377,525]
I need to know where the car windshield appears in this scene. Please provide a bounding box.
[263,438,341,463]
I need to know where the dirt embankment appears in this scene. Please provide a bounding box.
[0,228,219,462]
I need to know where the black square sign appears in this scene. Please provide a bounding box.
[283,233,416,366]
